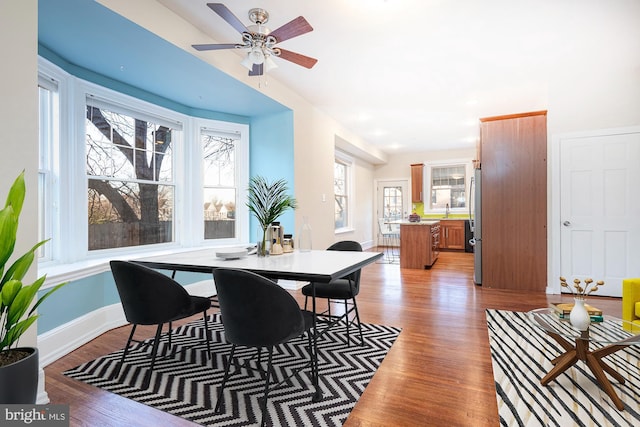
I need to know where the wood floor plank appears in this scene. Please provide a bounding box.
[44,251,622,426]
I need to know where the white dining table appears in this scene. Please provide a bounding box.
[133,247,383,401]
[135,248,382,284]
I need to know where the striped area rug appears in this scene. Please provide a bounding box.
[64,314,400,426]
[486,309,640,426]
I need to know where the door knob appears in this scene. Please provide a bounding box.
[563,221,571,227]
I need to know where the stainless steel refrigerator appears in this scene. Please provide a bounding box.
[469,168,482,285]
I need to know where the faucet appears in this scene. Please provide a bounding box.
[445,203,450,218]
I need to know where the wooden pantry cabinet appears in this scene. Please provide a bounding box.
[479,111,547,291]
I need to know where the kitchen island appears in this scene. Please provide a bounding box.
[399,220,441,269]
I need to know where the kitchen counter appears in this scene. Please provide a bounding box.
[401,220,440,226]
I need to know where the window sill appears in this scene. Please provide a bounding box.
[38,243,246,290]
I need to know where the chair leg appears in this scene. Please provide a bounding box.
[143,324,164,388]
[344,299,351,346]
[352,297,364,346]
[306,331,316,384]
[260,347,274,427]
[112,324,137,379]
[202,310,212,360]
[214,344,237,414]
[304,295,309,310]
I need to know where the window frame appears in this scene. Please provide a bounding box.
[38,75,60,262]
[195,121,249,246]
[334,150,354,233]
[424,159,473,214]
[37,57,249,279]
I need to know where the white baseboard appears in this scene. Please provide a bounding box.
[38,303,127,368]
[361,239,375,250]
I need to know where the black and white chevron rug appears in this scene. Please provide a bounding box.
[64,314,400,426]
[486,309,640,426]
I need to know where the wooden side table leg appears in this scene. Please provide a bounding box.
[597,359,626,384]
[591,344,626,385]
[541,350,578,385]
[585,353,625,410]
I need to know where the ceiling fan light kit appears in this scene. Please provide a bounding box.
[192,3,317,77]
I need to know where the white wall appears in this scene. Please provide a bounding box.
[546,1,640,138]
[0,0,39,343]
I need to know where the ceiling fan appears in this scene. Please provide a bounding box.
[192,3,318,76]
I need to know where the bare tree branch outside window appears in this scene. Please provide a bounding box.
[202,134,237,239]
[85,106,174,249]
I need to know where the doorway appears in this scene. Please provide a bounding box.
[552,127,640,297]
[375,179,408,247]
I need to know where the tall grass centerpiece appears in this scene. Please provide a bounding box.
[247,176,297,256]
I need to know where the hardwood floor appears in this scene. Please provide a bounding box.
[43,251,622,426]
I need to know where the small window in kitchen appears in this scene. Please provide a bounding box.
[430,165,466,209]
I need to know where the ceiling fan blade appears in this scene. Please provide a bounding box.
[248,63,264,76]
[192,43,238,51]
[269,16,313,43]
[277,49,318,69]
[207,3,248,34]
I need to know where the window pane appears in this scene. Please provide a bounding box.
[334,162,346,196]
[87,181,174,250]
[334,159,349,229]
[383,186,403,219]
[86,105,175,250]
[203,135,235,187]
[202,133,237,240]
[335,195,347,229]
[431,165,466,209]
[38,84,54,260]
[204,188,236,239]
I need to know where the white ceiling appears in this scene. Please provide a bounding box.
[154,0,622,154]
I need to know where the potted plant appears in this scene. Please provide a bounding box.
[247,176,297,256]
[0,171,67,403]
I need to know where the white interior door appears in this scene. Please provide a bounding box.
[559,130,640,297]
[376,180,408,245]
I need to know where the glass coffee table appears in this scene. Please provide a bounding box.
[528,308,640,411]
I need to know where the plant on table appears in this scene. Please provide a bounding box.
[0,171,67,367]
[247,176,297,256]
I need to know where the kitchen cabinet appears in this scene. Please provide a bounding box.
[400,222,440,269]
[411,163,424,202]
[480,111,547,291]
[439,220,465,250]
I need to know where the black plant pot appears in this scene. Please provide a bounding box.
[0,347,38,403]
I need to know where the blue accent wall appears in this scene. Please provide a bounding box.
[249,112,296,240]
[37,272,116,333]
[37,270,214,334]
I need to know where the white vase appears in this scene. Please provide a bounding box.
[569,297,591,331]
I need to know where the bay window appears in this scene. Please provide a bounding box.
[38,57,249,270]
